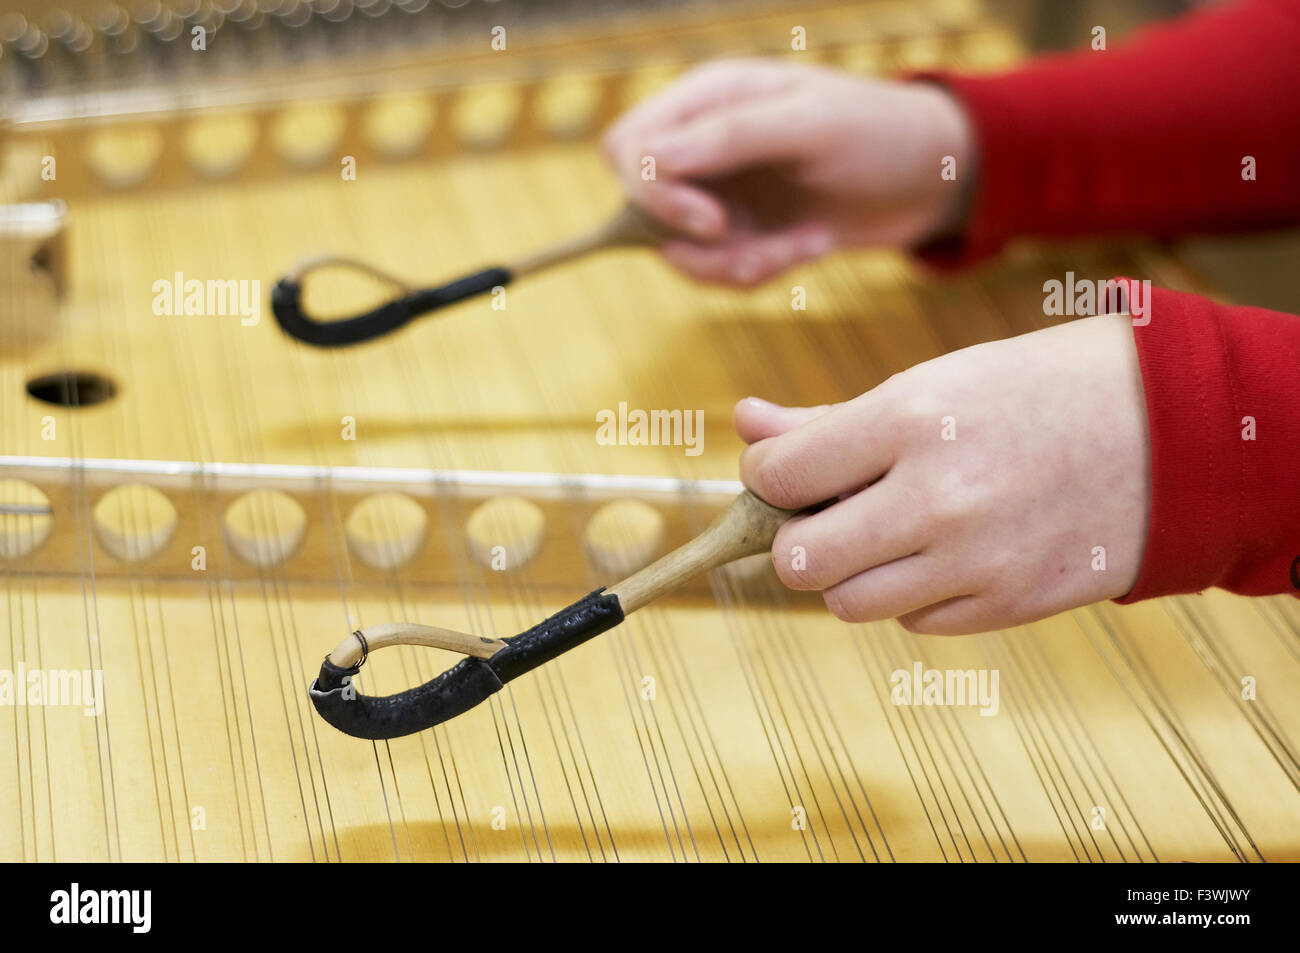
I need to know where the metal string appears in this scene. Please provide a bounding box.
[1081,605,1251,861]
[104,200,195,860]
[1017,621,1149,861]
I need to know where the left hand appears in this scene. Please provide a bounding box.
[736,314,1152,634]
[601,59,975,286]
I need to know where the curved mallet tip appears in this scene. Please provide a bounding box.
[327,623,507,670]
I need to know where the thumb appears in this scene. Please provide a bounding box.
[733,397,834,444]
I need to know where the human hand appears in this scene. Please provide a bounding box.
[603,59,974,286]
[735,314,1151,634]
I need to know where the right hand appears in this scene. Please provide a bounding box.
[603,59,975,287]
[733,314,1152,634]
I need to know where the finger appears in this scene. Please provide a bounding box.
[644,96,815,180]
[771,477,930,591]
[659,223,834,286]
[897,595,1001,635]
[821,555,970,624]
[603,59,794,158]
[627,182,730,239]
[740,389,898,510]
[604,64,796,240]
[733,398,832,444]
[898,588,1066,634]
[604,126,730,239]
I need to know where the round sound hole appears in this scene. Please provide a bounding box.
[365,94,435,159]
[26,371,118,408]
[582,500,665,577]
[0,480,54,559]
[272,103,345,169]
[466,496,546,572]
[453,82,522,149]
[87,126,164,189]
[93,484,177,563]
[535,74,603,139]
[223,489,308,568]
[184,112,259,179]
[345,492,428,570]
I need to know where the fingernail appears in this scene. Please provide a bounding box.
[745,396,779,409]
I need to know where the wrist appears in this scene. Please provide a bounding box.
[912,83,978,245]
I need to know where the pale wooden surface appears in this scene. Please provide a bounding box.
[4,572,1298,861]
[1,2,1297,862]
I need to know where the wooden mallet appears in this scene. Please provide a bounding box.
[310,490,796,739]
[272,203,671,347]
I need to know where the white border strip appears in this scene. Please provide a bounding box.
[0,455,744,498]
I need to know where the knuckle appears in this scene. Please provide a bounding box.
[870,382,929,449]
[751,449,805,509]
[901,391,943,434]
[928,469,982,528]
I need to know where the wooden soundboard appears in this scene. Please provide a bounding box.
[1,0,1297,862]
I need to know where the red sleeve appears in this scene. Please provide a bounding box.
[917,0,1300,266]
[909,2,1300,600]
[1103,280,1300,600]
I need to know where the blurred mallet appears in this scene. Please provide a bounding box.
[272,203,670,347]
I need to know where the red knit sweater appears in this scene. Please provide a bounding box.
[925,0,1300,600]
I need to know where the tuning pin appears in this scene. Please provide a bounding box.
[316,0,364,58]
[131,0,185,76]
[218,2,268,69]
[271,0,314,63]
[93,2,139,68]
[1,14,49,92]
[44,9,100,87]
[173,1,227,77]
